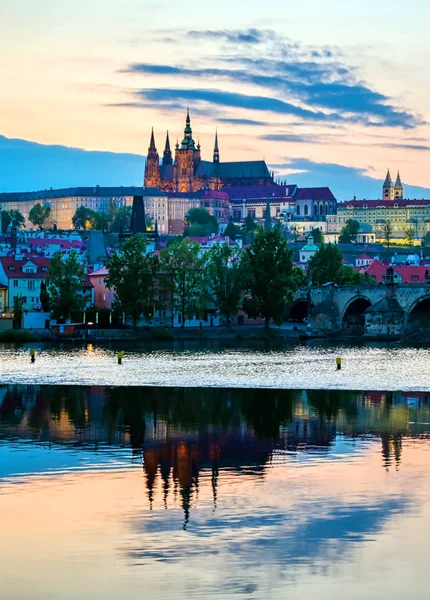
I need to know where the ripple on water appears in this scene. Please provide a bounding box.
[0,343,428,390]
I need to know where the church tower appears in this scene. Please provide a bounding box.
[174,108,201,192]
[163,131,172,166]
[213,130,220,164]
[383,169,395,200]
[394,171,403,199]
[144,129,161,188]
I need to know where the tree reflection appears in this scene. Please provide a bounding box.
[1,384,430,526]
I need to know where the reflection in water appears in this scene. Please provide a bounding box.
[1,385,430,598]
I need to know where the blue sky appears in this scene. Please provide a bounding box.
[1,0,429,199]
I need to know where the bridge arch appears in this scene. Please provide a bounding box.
[286,299,312,323]
[406,294,430,332]
[341,295,372,335]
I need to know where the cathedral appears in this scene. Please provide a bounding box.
[144,109,274,193]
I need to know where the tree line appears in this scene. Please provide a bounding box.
[40,226,376,326]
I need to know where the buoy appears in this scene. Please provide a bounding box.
[118,351,125,365]
[336,357,342,370]
[30,349,36,363]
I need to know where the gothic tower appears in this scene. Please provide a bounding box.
[163,131,172,166]
[213,129,220,164]
[144,128,161,188]
[174,108,201,193]
[394,171,403,199]
[383,169,394,200]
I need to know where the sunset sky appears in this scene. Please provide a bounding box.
[1,0,430,198]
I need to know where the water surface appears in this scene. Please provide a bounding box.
[0,340,428,390]
[1,385,430,599]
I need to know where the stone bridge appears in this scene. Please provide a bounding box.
[288,283,430,338]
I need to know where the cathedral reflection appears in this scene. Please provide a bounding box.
[1,384,430,525]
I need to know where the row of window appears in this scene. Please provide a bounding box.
[13,280,38,290]
[13,296,39,304]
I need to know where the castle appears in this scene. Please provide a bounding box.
[144,109,274,193]
[383,169,404,200]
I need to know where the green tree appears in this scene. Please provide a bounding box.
[244,213,256,233]
[90,211,110,232]
[307,243,344,285]
[382,220,393,248]
[206,243,244,325]
[72,206,95,231]
[47,250,88,322]
[338,219,360,244]
[160,239,206,327]
[40,281,50,312]
[264,201,272,231]
[1,210,11,233]
[105,234,160,327]
[13,294,24,326]
[405,227,415,248]
[29,203,51,229]
[310,228,324,244]
[291,266,307,289]
[9,209,25,229]
[422,231,430,248]
[184,207,219,237]
[110,206,132,233]
[224,220,238,240]
[243,227,295,328]
[336,265,364,285]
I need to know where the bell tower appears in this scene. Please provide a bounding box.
[394,171,403,199]
[174,108,201,192]
[383,169,394,200]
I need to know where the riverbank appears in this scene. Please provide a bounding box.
[17,324,306,344]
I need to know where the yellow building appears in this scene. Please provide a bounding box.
[327,198,430,242]
[0,186,140,230]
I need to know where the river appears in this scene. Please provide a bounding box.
[1,343,429,598]
[0,339,428,390]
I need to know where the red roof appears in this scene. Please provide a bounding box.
[294,187,336,201]
[361,259,429,283]
[201,191,229,200]
[357,254,372,260]
[88,266,109,278]
[0,256,51,278]
[342,199,430,209]
[27,238,86,249]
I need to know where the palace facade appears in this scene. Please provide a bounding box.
[144,109,274,193]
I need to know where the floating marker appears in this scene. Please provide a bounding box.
[118,351,125,365]
[336,357,342,370]
[30,349,36,363]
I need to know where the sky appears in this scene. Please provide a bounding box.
[1,0,430,200]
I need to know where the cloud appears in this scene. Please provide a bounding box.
[123,31,422,129]
[136,88,339,123]
[187,28,271,45]
[218,118,268,127]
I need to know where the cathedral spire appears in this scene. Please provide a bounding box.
[149,127,156,152]
[395,170,403,199]
[163,131,172,166]
[383,169,392,187]
[213,129,220,164]
[180,107,196,150]
[383,169,394,200]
